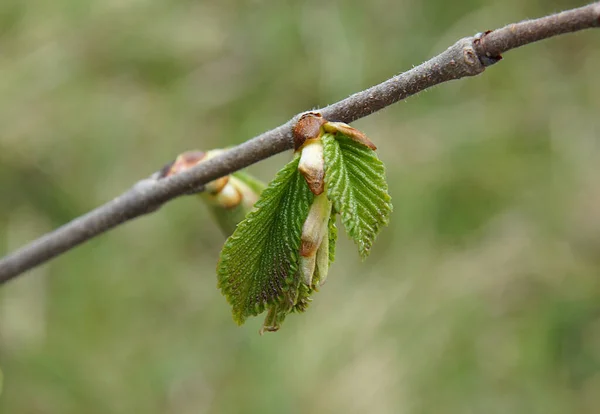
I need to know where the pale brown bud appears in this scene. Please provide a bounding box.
[204,176,230,195]
[163,149,233,194]
[213,182,243,209]
[231,177,260,208]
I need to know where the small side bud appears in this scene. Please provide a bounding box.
[293,112,327,150]
[206,173,264,235]
[204,176,230,195]
[230,176,261,208]
[214,182,243,209]
[159,149,231,195]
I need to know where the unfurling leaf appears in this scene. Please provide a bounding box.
[217,155,314,326]
[312,208,337,288]
[323,133,392,259]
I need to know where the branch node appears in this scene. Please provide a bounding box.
[453,38,486,76]
[473,31,503,67]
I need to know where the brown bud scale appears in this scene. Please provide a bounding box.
[293,112,327,150]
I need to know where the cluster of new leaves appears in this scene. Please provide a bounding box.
[217,119,392,333]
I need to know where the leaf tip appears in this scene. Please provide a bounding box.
[324,122,377,150]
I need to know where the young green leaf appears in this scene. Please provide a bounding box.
[327,210,338,264]
[323,133,392,259]
[312,209,338,288]
[217,155,313,325]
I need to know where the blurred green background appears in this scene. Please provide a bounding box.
[1,0,600,413]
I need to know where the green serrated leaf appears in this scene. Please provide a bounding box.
[327,210,338,264]
[323,133,392,258]
[312,209,337,288]
[217,155,313,325]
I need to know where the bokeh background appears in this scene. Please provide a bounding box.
[1,0,600,413]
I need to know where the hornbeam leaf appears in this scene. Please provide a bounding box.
[217,155,313,325]
[323,133,392,259]
[327,209,338,265]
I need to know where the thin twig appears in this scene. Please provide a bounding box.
[1,2,599,284]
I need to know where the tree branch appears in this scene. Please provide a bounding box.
[1,2,599,284]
